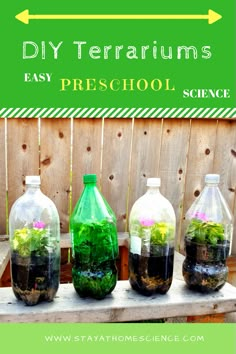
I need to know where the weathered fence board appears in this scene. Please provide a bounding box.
[213,120,236,254]
[0,119,6,234]
[40,119,71,233]
[233,202,236,255]
[183,119,218,211]
[7,119,39,212]
[0,117,235,254]
[159,119,191,249]
[213,120,236,208]
[180,119,218,250]
[72,118,102,208]
[101,119,133,231]
[128,118,163,213]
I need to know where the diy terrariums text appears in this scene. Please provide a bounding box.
[22,40,212,61]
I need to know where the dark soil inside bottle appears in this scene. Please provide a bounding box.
[129,248,174,296]
[11,252,60,305]
[183,239,230,292]
[72,260,117,300]
[184,238,230,262]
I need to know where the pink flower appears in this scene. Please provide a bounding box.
[33,221,46,229]
[139,218,155,227]
[192,212,208,222]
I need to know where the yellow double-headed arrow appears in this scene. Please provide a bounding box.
[16,9,222,25]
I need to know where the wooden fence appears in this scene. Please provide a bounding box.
[0,118,236,254]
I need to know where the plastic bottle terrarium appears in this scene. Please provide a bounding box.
[129,178,176,296]
[70,174,119,299]
[9,176,60,305]
[183,174,233,292]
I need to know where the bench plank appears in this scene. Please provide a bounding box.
[0,240,10,279]
[0,279,235,323]
[0,233,129,279]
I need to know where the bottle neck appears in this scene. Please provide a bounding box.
[25,184,41,195]
[83,182,98,195]
[146,186,161,195]
[84,182,97,188]
[205,183,219,188]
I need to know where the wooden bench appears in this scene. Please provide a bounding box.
[0,233,129,283]
[0,234,236,323]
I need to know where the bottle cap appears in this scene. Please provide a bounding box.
[147,178,161,187]
[25,176,41,185]
[205,174,220,184]
[83,174,97,184]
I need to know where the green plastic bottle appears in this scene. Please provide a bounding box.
[70,174,119,299]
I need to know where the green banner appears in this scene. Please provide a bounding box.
[0,0,235,117]
[0,324,235,354]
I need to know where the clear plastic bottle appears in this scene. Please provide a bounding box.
[9,176,60,305]
[183,174,233,292]
[70,174,118,299]
[129,178,176,295]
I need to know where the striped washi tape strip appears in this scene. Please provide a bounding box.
[0,107,235,119]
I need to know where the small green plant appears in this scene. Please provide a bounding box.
[150,222,175,245]
[12,221,50,257]
[72,219,118,264]
[185,218,225,245]
[131,218,175,246]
